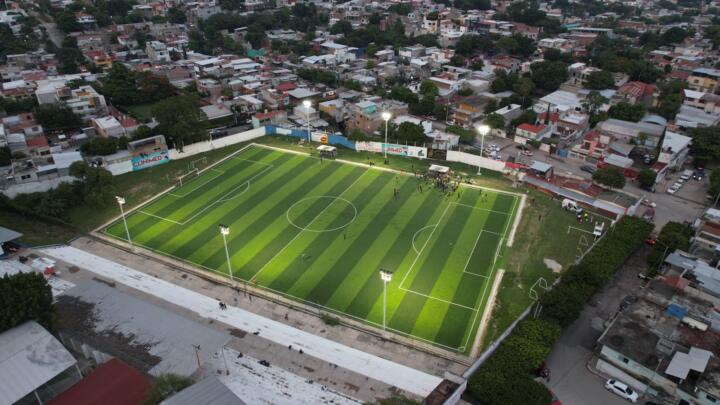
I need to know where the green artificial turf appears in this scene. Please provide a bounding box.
[105,145,520,351]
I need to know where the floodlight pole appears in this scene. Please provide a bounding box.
[382,111,392,164]
[379,269,393,333]
[303,100,312,143]
[219,224,234,283]
[116,196,132,247]
[476,125,489,175]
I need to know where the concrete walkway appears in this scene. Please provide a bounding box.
[41,245,444,397]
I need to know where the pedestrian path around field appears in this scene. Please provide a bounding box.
[40,246,444,397]
[104,144,522,352]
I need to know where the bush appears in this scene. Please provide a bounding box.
[143,374,193,405]
[638,168,656,188]
[320,313,340,326]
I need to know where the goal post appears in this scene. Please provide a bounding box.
[177,168,199,187]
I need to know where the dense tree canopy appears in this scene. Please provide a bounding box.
[592,166,626,188]
[152,96,207,150]
[608,101,646,122]
[0,273,54,333]
[34,104,83,130]
[530,60,568,92]
[585,70,615,90]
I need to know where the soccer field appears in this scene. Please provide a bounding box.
[105,145,521,352]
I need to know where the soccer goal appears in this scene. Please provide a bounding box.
[177,168,199,187]
[188,157,208,171]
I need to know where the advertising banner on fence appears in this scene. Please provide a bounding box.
[356,141,427,158]
[383,143,427,159]
[132,150,170,171]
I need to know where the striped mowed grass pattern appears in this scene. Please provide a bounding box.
[105,146,519,351]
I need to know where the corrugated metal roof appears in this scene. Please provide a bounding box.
[162,376,245,405]
[0,226,23,243]
[0,321,76,404]
[49,359,150,405]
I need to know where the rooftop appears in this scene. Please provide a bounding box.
[0,321,77,405]
[48,359,150,405]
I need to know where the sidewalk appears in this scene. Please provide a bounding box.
[40,244,445,398]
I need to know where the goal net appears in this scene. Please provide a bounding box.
[177,168,199,187]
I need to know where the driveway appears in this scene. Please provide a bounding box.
[545,247,652,405]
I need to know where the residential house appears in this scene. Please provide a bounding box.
[556,112,589,141]
[596,276,720,405]
[515,123,552,141]
[452,100,483,127]
[693,208,720,254]
[490,55,521,73]
[687,67,720,93]
[146,41,171,64]
[674,105,720,130]
[683,89,720,114]
[570,130,612,161]
[92,116,126,139]
[596,118,665,148]
[251,110,287,128]
[615,81,659,107]
[657,131,692,172]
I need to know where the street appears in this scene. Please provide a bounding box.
[545,247,652,405]
[477,135,707,230]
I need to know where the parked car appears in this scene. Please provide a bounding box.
[693,171,706,180]
[580,165,596,174]
[667,185,679,194]
[605,379,639,403]
[521,150,533,156]
[516,144,529,151]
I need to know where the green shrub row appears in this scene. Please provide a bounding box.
[467,216,653,404]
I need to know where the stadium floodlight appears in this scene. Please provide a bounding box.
[219,224,234,282]
[303,100,312,142]
[115,195,132,247]
[476,124,491,175]
[381,111,392,161]
[379,269,393,332]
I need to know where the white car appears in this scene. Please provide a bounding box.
[605,379,639,403]
[667,185,679,194]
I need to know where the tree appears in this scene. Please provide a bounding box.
[330,20,353,36]
[485,113,505,129]
[34,104,83,130]
[69,161,115,207]
[710,169,720,200]
[167,7,187,24]
[0,146,10,166]
[152,96,207,150]
[388,86,418,104]
[511,110,537,127]
[513,77,535,106]
[395,122,426,144]
[592,166,626,188]
[142,374,193,405]
[608,101,646,122]
[585,70,614,90]
[582,90,607,116]
[449,54,465,67]
[647,222,693,273]
[638,168,656,189]
[419,80,439,99]
[470,59,484,70]
[0,272,54,333]
[689,126,720,165]
[81,137,118,156]
[530,61,568,92]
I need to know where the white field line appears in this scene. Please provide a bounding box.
[397,286,479,312]
[568,225,595,235]
[461,230,493,278]
[141,163,274,226]
[398,203,452,290]
[505,193,525,247]
[137,210,183,225]
[411,224,437,254]
[460,195,517,351]
[451,202,511,215]
[97,229,466,352]
[250,169,371,281]
[169,170,225,197]
[253,143,525,199]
